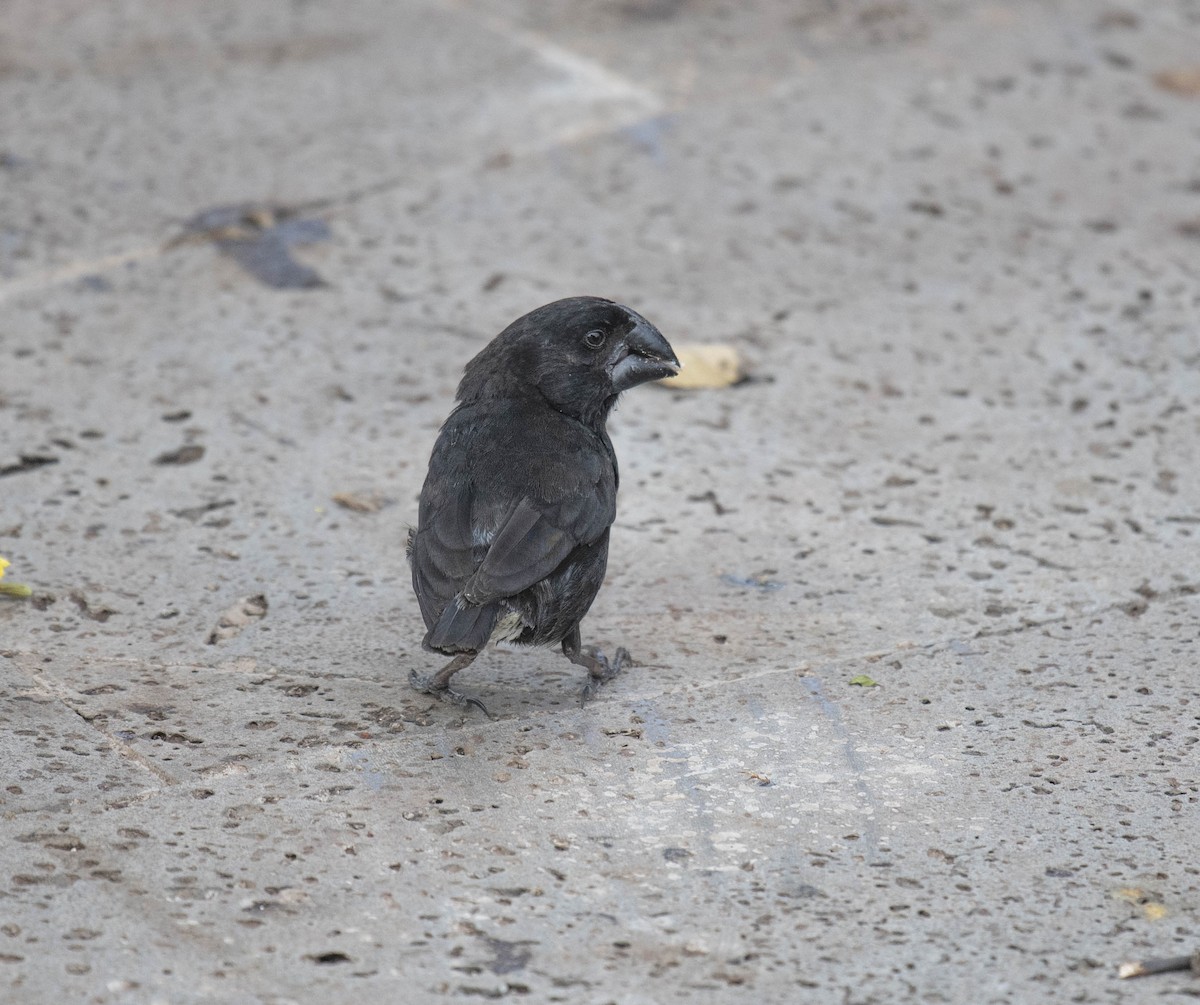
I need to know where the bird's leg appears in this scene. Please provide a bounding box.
[562,626,630,706]
[409,651,492,718]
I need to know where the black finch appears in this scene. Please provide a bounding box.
[407,296,679,714]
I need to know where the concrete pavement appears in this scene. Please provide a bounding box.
[1,1,1198,1001]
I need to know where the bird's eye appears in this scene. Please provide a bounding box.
[583,329,606,350]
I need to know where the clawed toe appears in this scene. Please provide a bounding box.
[448,689,492,717]
[409,670,493,719]
[583,645,630,677]
[577,647,632,706]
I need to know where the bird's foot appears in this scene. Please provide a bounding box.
[409,669,493,719]
[579,646,631,707]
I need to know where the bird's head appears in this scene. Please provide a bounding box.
[459,297,680,424]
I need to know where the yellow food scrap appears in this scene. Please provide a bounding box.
[658,344,740,389]
[0,556,32,598]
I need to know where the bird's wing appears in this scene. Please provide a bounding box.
[418,481,613,654]
[463,482,614,605]
[410,484,476,631]
[414,406,616,653]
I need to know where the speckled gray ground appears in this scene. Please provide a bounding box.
[2,1,1199,1002]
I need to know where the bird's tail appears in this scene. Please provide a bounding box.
[424,595,500,654]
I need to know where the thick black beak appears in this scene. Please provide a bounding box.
[609,315,680,393]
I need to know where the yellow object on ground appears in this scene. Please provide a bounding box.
[657,343,740,389]
[0,556,32,598]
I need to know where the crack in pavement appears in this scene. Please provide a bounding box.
[14,659,180,787]
[4,580,1194,739]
